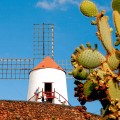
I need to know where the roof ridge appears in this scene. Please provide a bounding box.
[32,56,64,71]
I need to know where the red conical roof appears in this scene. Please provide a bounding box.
[32,56,64,71]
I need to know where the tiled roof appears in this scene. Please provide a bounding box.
[32,56,64,71]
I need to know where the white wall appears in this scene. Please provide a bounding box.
[27,68,68,105]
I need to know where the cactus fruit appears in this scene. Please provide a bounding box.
[80,0,98,17]
[69,0,120,119]
[112,0,120,13]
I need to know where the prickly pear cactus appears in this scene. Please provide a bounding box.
[69,0,120,119]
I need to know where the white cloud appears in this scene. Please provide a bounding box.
[58,0,66,4]
[36,0,56,10]
[36,0,112,14]
[36,0,80,10]
[68,0,79,6]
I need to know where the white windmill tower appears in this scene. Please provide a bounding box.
[0,23,72,105]
[27,56,69,105]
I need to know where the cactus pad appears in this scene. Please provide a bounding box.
[107,53,119,70]
[69,67,88,80]
[80,0,98,17]
[97,13,114,54]
[113,11,120,35]
[106,79,120,101]
[112,0,120,13]
[113,10,120,46]
[76,49,106,69]
[83,79,97,97]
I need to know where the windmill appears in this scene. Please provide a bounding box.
[0,23,73,105]
[0,23,72,80]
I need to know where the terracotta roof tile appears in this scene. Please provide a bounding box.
[32,56,64,71]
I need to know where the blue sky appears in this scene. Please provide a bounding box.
[0,0,117,115]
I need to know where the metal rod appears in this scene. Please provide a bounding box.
[43,23,45,59]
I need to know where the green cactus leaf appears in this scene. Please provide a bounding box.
[107,53,119,70]
[70,67,88,80]
[80,0,98,17]
[97,15,114,54]
[106,79,120,101]
[77,49,106,69]
[113,11,120,39]
[83,79,97,97]
[112,0,120,13]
